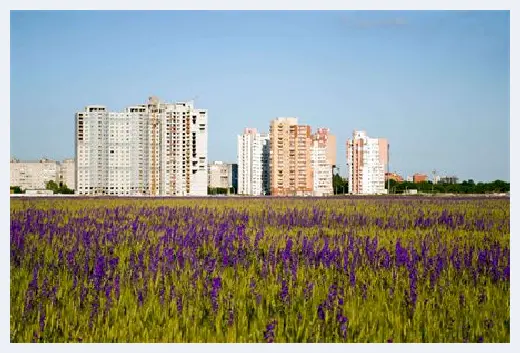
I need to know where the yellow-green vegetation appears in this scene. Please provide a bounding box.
[10,196,510,342]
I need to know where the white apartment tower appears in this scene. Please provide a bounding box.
[310,128,335,196]
[237,128,270,195]
[346,130,388,195]
[75,97,208,196]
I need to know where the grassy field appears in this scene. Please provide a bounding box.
[10,196,510,343]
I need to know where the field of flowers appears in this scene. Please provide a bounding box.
[10,196,510,343]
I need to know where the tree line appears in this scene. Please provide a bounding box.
[388,179,509,194]
[10,180,74,194]
[333,174,509,195]
[10,178,509,196]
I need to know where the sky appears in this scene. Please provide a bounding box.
[10,10,510,182]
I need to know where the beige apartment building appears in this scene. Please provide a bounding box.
[208,161,232,189]
[269,117,313,196]
[59,158,75,190]
[10,158,75,190]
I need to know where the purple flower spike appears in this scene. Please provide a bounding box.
[263,319,277,343]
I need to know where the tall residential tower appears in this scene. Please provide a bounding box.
[269,118,313,196]
[75,97,208,196]
[346,130,388,195]
[310,128,336,196]
[237,128,270,195]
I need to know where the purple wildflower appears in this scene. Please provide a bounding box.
[89,296,99,329]
[159,284,165,306]
[210,277,222,312]
[104,285,112,315]
[279,280,289,305]
[227,308,235,326]
[337,313,348,339]
[318,304,325,320]
[39,304,46,334]
[263,320,277,343]
[137,290,144,306]
[304,281,314,300]
[176,296,183,313]
[93,255,106,291]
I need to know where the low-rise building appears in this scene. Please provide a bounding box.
[11,158,76,191]
[413,173,428,184]
[439,176,459,184]
[208,161,231,189]
[10,158,59,190]
[385,172,403,183]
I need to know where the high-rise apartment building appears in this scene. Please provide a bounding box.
[346,130,388,195]
[75,97,208,196]
[237,128,270,195]
[310,128,335,196]
[269,118,313,196]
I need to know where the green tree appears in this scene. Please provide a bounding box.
[45,180,74,194]
[208,187,231,195]
[333,174,348,194]
[10,186,23,194]
[45,180,60,193]
[58,184,75,194]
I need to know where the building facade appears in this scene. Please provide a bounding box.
[413,173,428,184]
[237,128,270,195]
[385,172,403,183]
[310,128,335,196]
[75,97,208,196]
[229,163,238,192]
[10,158,60,190]
[439,176,459,184]
[59,158,76,190]
[269,118,313,196]
[208,161,238,191]
[208,161,230,189]
[346,130,388,195]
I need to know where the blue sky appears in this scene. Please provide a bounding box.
[10,10,510,182]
